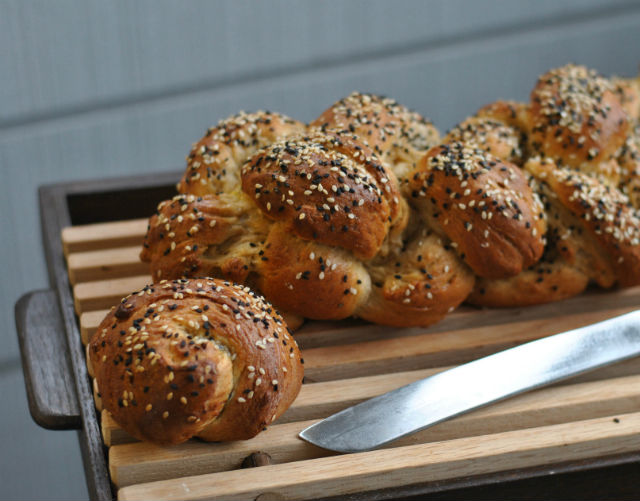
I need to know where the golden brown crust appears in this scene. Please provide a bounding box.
[178,111,306,196]
[88,279,303,445]
[407,143,546,279]
[444,114,525,165]
[529,64,629,174]
[311,92,398,155]
[140,194,269,285]
[467,259,589,307]
[241,130,402,260]
[469,69,640,307]
[141,69,640,325]
[257,223,370,320]
[311,92,439,156]
[529,159,640,287]
[358,231,475,326]
[477,100,531,131]
[311,92,441,184]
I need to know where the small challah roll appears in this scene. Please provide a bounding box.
[88,278,303,445]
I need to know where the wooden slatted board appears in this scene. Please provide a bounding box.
[62,218,640,501]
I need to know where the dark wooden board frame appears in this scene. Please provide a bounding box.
[16,169,640,500]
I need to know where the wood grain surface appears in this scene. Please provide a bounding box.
[60,215,640,500]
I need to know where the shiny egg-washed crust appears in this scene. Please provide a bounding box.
[468,207,591,307]
[453,65,640,308]
[360,230,475,327]
[310,92,441,184]
[88,279,303,445]
[468,259,589,307]
[469,155,640,307]
[142,69,640,326]
[241,130,404,260]
[476,100,531,131]
[529,64,630,175]
[310,92,440,160]
[177,111,306,196]
[257,223,371,320]
[140,193,269,285]
[443,107,527,166]
[407,143,546,280]
[529,158,640,287]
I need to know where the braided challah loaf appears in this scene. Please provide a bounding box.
[466,64,640,306]
[88,278,303,445]
[141,64,640,327]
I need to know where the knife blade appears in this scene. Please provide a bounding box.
[299,310,640,453]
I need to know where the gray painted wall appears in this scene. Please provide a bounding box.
[1,1,639,499]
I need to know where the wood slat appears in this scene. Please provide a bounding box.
[117,411,640,500]
[76,285,640,347]
[67,246,147,285]
[102,356,640,447]
[62,219,147,255]
[73,275,150,314]
[102,367,448,446]
[62,212,640,499]
[80,310,113,345]
[301,306,638,382]
[112,374,640,487]
[80,301,638,383]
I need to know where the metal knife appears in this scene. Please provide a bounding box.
[299,310,640,453]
